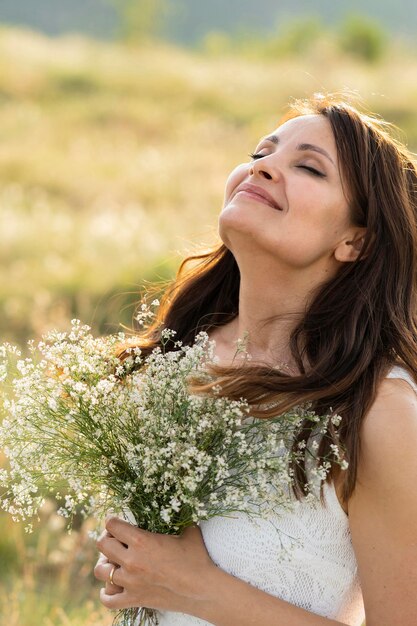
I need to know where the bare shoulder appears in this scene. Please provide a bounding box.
[347,374,417,625]
[354,374,417,502]
[359,375,417,471]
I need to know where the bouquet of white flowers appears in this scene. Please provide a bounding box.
[0,319,346,626]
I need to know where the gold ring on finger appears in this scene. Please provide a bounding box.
[109,564,119,586]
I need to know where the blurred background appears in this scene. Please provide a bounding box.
[0,1,416,623]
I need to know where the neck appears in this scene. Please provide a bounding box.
[211,255,332,371]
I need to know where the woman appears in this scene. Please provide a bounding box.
[94,94,417,625]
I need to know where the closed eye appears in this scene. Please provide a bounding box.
[297,165,325,178]
[248,152,265,160]
[250,153,326,178]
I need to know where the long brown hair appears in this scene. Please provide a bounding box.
[123,95,417,502]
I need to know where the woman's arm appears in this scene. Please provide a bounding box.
[347,377,417,626]
[95,520,347,625]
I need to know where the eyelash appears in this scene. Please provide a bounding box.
[248,152,264,160]
[296,165,325,178]
[248,152,325,178]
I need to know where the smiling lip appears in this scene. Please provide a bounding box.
[234,183,282,211]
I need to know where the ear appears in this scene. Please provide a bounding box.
[334,228,367,263]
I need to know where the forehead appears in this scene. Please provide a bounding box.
[266,114,336,151]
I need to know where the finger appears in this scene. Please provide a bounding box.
[96,534,127,563]
[108,563,124,589]
[100,587,132,610]
[95,552,109,566]
[94,560,125,592]
[97,528,113,542]
[94,553,109,576]
[105,515,150,545]
[94,559,119,583]
[105,580,124,595]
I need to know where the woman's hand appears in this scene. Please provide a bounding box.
[94,516,216,614]
[95,517,353,626]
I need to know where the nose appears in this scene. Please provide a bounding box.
[249,155,282,182]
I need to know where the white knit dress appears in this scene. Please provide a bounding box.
[157,366,415,626]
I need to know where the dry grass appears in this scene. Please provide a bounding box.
[0,500,111,625]
[1,27,417,347]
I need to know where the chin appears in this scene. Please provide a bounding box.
[218,220,233,250]
[219,227,264,263]
[220,200,255,227]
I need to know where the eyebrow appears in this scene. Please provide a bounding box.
[264,134,279,144]
[263,135,335,166]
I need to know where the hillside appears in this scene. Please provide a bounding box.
[0,0,416,42]
[0,27,417,346]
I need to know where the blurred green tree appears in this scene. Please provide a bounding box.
[339,14,387,62]
[273,16,324,56]
[202,30,233,56]
[201,18,326,60]
[112,0,170,42]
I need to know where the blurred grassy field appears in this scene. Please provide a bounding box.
[1,23,417,624]
[0,500,111,625]
[2,26,417,346]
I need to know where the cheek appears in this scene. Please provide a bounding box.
[223,163,249,207]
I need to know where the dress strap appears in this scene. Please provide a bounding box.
[386,365,417,395]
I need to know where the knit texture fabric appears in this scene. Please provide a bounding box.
[157,366,415,626]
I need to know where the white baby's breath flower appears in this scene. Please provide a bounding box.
[331,413,343,426]
[0,317,344,579]
[160,508,172,524]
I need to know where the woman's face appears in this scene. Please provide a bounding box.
[219,114,357,272]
